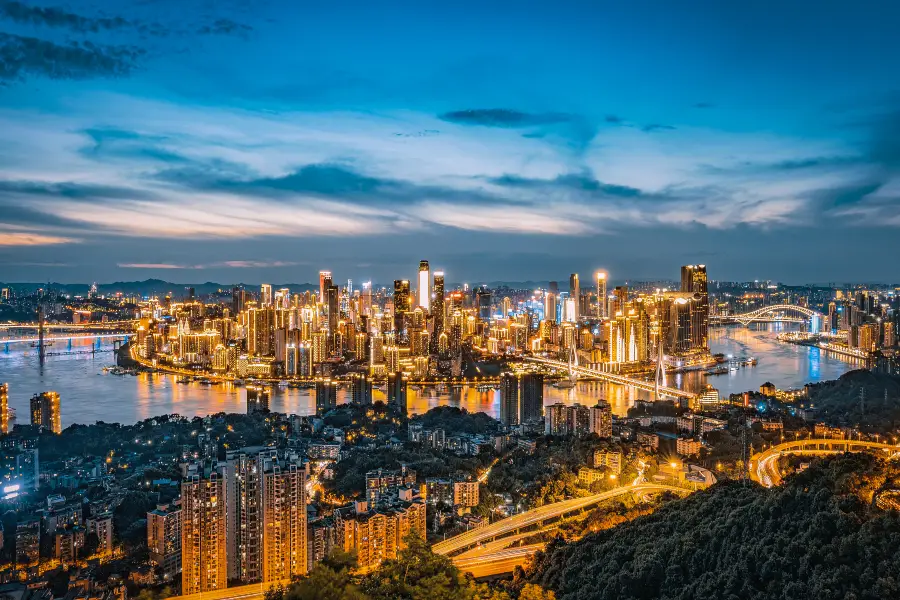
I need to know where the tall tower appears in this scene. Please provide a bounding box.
[393,280,411,334]
[680,265,709,351]
[319,271,332,303]
[595,272,607,318]
[417,260,431,311]
[432,272,445,343]
[260,284,273,307]
[569,274,580,320]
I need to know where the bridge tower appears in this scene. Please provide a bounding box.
[654,336,666,401]
[567,345,578,385]
[38,302,46,364]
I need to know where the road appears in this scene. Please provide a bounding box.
[166,581,285,600]
[432,483,688,557]
[454,544,546,579]
[751,439,900,487]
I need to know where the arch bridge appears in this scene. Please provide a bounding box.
[711,304,821,326]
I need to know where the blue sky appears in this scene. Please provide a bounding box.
[1,0,899,285]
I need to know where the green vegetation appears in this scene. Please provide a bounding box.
[522,454,900,600]
[410,406,501,435]
[806,369,900,432]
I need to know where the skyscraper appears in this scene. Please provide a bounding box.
[387,372,407,415]
[260,284,273,307]
[589,402,612,438]
[0,383,8,434]
[182,469,228,594]
[326,285,339,344]
[680,265,709,352]
[417,260,431,311]
[432,271,445,343]
[319,271,332,303]
[349,373,373,405]
[499,373,520,428]
[596,272,607,318]
[544,292,557,323]
[261,461,307,581]
[569,273,580,320]
[246,386,270,415]
[30,391,61,434]
[475,286,492,322]
[393,280,411,334]
[315,379,337,415]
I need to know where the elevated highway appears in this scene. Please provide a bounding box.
[523,356,694,399]
[434,483,688,558]
[751,439,900,487]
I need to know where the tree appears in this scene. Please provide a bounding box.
[361,534,472,600]
[284,550,369,600]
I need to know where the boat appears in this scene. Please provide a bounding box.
[744,357,758,366]
[277,380,289,389]
[705,366,728,375]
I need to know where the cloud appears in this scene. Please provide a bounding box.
[439,108,573,128]
[0,33,143,81]
[693,102,714,109]
[0,228,77,246]
[604,115,625,124]
[197,19,253,38]
[642,123,677,132]
[118,260,299,269]
[0,0,129,32]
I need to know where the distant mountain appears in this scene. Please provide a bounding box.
[0,279,317,297]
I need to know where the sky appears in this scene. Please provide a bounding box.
[0,0,899,286]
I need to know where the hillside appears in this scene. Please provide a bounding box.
[805,369,900,431]
[524,454,900,600]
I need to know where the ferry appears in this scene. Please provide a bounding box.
[706,366,728,376]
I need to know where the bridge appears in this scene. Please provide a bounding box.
[0,320,137,331]
[523,356,695,399]
[710,304,821,326]
[1,333,130,345]
[751,439,900,487]
[433,483,688,560]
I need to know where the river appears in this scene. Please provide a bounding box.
[0,323,863,428]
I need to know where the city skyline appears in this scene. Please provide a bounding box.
[1,1,900,282]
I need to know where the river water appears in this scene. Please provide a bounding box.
[0,324,863,428]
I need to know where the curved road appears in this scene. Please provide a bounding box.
[751,439,900,487]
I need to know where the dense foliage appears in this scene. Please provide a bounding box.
[806,369,900,432]
[523,454,900,600]
[409,406,501,435]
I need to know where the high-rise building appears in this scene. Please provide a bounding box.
[393,280,411,334]
[181,469,228,594]
[544,292,557,323]
[326,285,339,345]
[520,373,544,423]
[475,286,492,322]
[499,373,520,428]
[319,271,332,303]
[148,503,183,580]
[417,260,431,311]
[349,373,373,405]
[387,372,407,415]
[680,265,709,351]
[261,461,307,581]
[315,379,337,415]
[596,272,607,318]
[246,386,270,415]
[589,402,612,438]
[232,286,246,313]
[30,391,61,434]
[0,383,8,434]
[260,284,273,307]
[660,292,696,355]
[569,274,580,320]
[361,281,373,318]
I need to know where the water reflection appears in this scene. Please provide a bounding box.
[0,323,860,427]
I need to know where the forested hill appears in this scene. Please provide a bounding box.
[524,454,900,600]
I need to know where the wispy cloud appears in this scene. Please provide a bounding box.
[118,260,300,269]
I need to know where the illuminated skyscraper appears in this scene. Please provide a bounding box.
[393,280,411,333]
[349,373,373,405]
[569,273,580,320]
[361,281,373,317]
[260,284,273,307]
[319,271,332,303]
[544,292,557,323]
[387,372,407,415]
[417,260,431,311]
[246,386,270,415]
[596,272,607,318]
[0,383,8,434]
[681,265,709,351]
[432,271,445,343]
[30,391,61,434]
[261,460,307,581]
[326,285,339,346]
[182,469,228,594]
[475,286,492,322]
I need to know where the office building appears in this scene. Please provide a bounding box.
[319,271,332,303]
[680,265,709,352]
[569,273,580,320]
[246,386,270,415]
[393,280,411,334]
[432,271,445,344]
[596,272,607,318]
[475,286,492,322]
[417,260,431,311]
[30,391,61,434]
